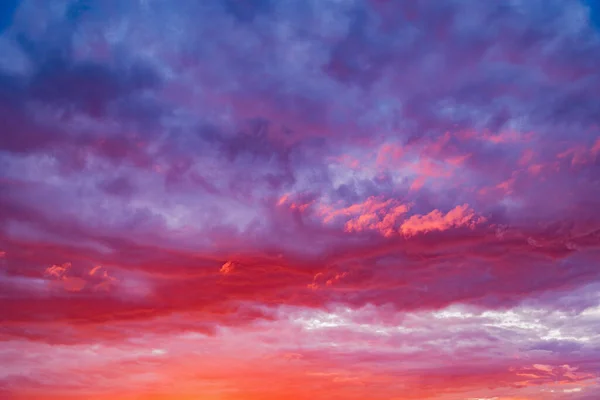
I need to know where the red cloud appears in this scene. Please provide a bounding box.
[220,261,236,275]
[43,262,116,293]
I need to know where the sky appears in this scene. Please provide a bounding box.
[1,0,600,399]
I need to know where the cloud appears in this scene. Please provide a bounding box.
[45,262,71,279]
[42,261,116,293]
[1,0,600,399]
[399,204,486,237]
[319,196,410,237]
[220,261,235,275]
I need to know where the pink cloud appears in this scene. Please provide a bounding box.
[45,262,72,279]
[320,197,410,236]
[399,204,485,236]
[375,143,404,168]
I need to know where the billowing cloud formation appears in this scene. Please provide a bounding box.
[1,0,600,399]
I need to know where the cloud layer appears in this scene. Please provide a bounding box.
[1,0,600,399]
